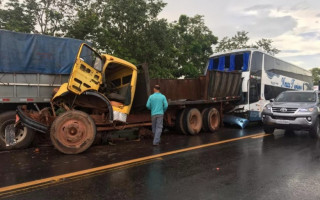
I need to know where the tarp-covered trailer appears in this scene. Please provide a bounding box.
[0,29,86,150]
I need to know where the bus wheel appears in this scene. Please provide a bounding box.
[50,110,96,154]
[202,108,220,133]
[183,108,202,135]
[176,109,187,135]
[0,111,35,150]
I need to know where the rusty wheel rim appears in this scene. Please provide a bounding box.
[209,110,219,131]
[189,115,198,130]
[187,109,202,135]
[56,119,88,148]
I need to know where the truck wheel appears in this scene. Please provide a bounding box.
[202,108,220,133]
[50,110,96,154]
[183,108,202,135]
[263,127,275,134]
[0,111,35,150]
[201,108,209,132]
[176,109,187,135]
[310,118,320,138]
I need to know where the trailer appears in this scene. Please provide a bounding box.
[0,30,85,149]
[13,43,242,154]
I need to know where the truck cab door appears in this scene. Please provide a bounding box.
[68,44,103,95]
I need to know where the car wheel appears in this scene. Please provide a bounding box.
[310,118,320,138]
[263,127,275,134]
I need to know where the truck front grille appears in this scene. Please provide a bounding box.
[272,107,297,113]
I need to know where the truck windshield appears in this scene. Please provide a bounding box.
[275,92,316,102]
[79,45,103,71]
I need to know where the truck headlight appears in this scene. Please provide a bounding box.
[263,104,272,111]
[299,107,314,112]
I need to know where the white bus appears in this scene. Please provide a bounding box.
[207,49,313,122]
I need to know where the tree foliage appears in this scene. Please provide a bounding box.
[0,0,34,33]
[1,0,279,79]
[310,68,320,85]
[215,31,280,55]
[66,0,217,78]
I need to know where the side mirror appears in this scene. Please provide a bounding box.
[270,99,274,102]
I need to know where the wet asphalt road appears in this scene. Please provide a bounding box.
[1,126,320,200]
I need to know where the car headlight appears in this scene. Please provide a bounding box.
[263,104,272,111]
[299,107,314,112]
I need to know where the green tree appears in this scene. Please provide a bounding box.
[1,0,218,78]
[0,0,85,35]
[310,67,320,85]
[0,0,35,33]
[24,0,79,36]
[215,31,280,55]
[67,1,217,78]
[171,15,218,78]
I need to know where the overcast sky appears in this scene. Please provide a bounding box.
[159,0,320,70]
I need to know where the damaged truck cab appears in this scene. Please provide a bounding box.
[18,44,138,154]
[53,44,137,123]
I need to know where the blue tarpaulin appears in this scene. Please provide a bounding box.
[217,56,225,71]
[207,58,214,71]
[0,29,85,74]
[242,52,250,71]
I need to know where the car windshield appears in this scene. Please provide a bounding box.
[275,92,316,102]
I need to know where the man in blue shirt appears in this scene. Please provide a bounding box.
[146,85,168,146]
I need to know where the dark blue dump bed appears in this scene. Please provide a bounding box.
[0,29,84,74]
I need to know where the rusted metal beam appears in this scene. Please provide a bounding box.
[96,122,152,131]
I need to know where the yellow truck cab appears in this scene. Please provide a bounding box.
[16,43,141,154]
[52,44,137,123]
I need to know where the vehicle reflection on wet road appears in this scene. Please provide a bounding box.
[1,127,320,200]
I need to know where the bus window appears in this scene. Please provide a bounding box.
[264,85,290,100]
[213,58,219,70]
[264,55,312,84]
[235,54,243,70]
[249,79,260,103]
[251,52,263,77]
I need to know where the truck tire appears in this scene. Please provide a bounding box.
[0,111,35,150]
[202,107,220,133]
[201,108,209,132]
[183,108,202,135]
[50,110,96,154]
[263,127,275,134]
[310,118,320,138]
[176,109,187,135]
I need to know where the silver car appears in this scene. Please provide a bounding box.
[262,90,320,137]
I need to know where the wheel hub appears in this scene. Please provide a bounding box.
[58,120,87,147]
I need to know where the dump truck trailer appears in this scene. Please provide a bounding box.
[0,30,84,149]
[13,43,242,154]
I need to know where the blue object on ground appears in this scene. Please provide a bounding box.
[223,115,249,129]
